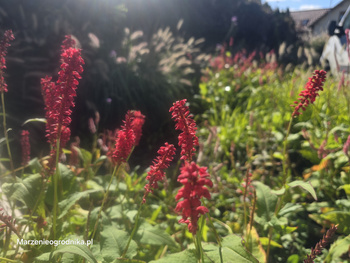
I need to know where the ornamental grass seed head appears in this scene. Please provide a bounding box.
[291,70,327,117]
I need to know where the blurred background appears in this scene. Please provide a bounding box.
[0,0,337,167]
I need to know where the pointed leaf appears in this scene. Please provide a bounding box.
[326,234,350,262]
[54,245,97,263]
[35,245,97,263]
[100,226,137,262]
[245,226,266,262]
[260,237,283,248]
[288,180,317,200]
[58,189,98,219]
[149,249,198,263]
[253,182,278,227]
[321,211,350,234]
[2,174,42,209]
[137,222,178,248]
[22,118,47,125]
[220,234,259,262]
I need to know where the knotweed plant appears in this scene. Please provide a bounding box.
[40,35,84,239]
[1,25,347,263]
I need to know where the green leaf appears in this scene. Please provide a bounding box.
[35,252,51,261]
[260,237,283,248]
[80,148,92,164]
[287,254,300,263]
[36,245,97,263]
[22,118,47,125]
[288,180,317,200]
[211,234,259,263]
[244,226,266,262]
[321,211,350,234]
[272,152,283,160]
[150,205,162,222]
[279,203,303,217]
[28,157,42,173]
[93,155,107,165]
[149,249,198,263]
[107,205,123,219]
[116,259,147,263]
[2,174,42,210]
[58,189,98,219]
[271,187,285,196]
[326,234,350,262]
[253,182,278,228]
[339,184,350,195]
[137,222,178,248]
[100,226,137,262]
[287,133,299,142]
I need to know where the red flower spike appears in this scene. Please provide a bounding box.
[21,130,30,166]
[175,162,213,234]
[291,70,327,117]
[112,111,136,164]
[41,35,84,173]
[0,30,15,93]
[143,143,176,203]
[169,99,199,161]
[130,110,145,146]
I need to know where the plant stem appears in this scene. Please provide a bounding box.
[266,116,293,261]
[91,164,120,239]
[52,138,61,240]
[206,214,223,263]
[0,257,18,263]
[0,156,50,178]
[1,91,14,176]
[282,117,293,186]
[121,202,143,258]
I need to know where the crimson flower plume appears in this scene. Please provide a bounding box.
[175,162,213,234]
[131,110,145,146]
[291,70,327,117]
[112,111,136,165]
[0,30,14,93]
[143,143,176,203]
[169,99,199,161]
[41,35,84,172]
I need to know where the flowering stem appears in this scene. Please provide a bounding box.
[266,116,293,261]
[1,91,14,176]
[282,117,293,186]
[207,217,224,263]
[194,224,204,263]
[91,164,121,240]
[208,215,223,263]
[121,202,143,258]
[52,137,61,240]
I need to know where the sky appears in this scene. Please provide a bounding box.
[262,0,343,11]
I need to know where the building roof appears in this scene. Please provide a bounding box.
[290,8,331,30]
